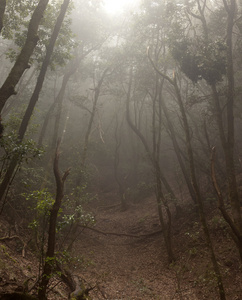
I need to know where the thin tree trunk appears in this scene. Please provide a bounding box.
[18,0,71,140]
[114,115,127,210]
[38,140,70,300]
[161,95,197,204]
[39,43,107,147]
[173,76,226,300]
[148,49,226,299]
[223,0,242,232]
[211,147,242,260]
[51,61,77,149]
[81,67,109,167]
[126,68,175,263]
[208,0,242,260]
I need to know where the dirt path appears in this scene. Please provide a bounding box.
[74,194,198,299]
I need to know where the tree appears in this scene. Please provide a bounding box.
[126,67,175,263]
[0,0,49,114]
[38,140,70,299]
[0,0,72,204]
[170,0,242,262]
[148,46,226,299]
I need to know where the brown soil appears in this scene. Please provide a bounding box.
[0,192,242,299]
[72,192,242,300]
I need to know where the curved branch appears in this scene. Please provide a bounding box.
[147,47,174,86]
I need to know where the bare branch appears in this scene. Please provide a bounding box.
[147,47,174,86]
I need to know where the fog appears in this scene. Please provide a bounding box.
[0,0,242,299]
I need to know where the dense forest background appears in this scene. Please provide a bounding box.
[0,0,242,299]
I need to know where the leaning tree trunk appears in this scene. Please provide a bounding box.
[0,0,49,113]
[38,43,104,147]
[126,68,175,263]
[161,94,197,204]
[38,140,70,300]
[2,68,36,118]
[148,48,226,300]
[0,0,71,204]
[18,0,71,141]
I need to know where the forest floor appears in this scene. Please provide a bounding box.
[0,192,242,299]
[73,192,242,300]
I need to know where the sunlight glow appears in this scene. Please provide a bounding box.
[104,0,136,14]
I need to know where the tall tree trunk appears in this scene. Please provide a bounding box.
[126,68,175,263]
[38,140,70,300]
[209,0,242,261]
[148,50,226,299]
[0,0,49,113]
[223,0,242,232]
[0,0,71,204]
[51,62,79,150]
[161,94,197,204]
[81,67,109,167]
[39,43,106,147]
[18,0,71,141]
[113,115,127,210]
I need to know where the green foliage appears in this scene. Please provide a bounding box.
[25,189,54,216]
[0,113,44,168]
[171,38,227,85]
[2,0,39,40]
[58,249,94,270]
[3,0,76,69]
[18,166,48,191]
[58,204,95,232]
[0,130,44,166]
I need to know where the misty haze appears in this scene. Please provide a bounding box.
[0,0,241,299]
